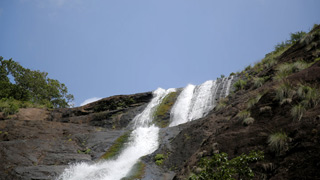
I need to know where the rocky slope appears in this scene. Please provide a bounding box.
[0,92,152,180]
[150,25,320,179]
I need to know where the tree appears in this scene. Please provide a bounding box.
[0,57,74,108]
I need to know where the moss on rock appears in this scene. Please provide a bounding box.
[153,91,179,128]
[121,161,146,180]
[100,131,131,160]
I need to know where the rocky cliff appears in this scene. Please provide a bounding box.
[151,25,320,180]
[0,92,152,179]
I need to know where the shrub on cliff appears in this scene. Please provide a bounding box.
[189,151,264,180]
[297,84,320,108]
[268,132,288,154]
[275,81,295,105]
[233,79,247,91]
[253,76,268,88]
[291,104,306,121]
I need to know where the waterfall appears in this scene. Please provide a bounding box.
[170,76,234,126]
[57,88,174,180]
[225,76,233,97]
[133,88,176,127]
[58,76,234,180]
[168,84,195,127]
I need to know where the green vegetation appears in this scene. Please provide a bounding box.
[77,148,91,154]
[100,131,131,160]
[153,91,179,128]
[274,61,310,81]
[233,79,247,91]
[245,65,252,71]
[242,117,254,126]
[121,161,146,180]
[274,63,293,80]
[0,98,19,116]
[275,82,320,121]
[155,153,165,166]
[268,132,288,154]
[236,110,251,121]
[236,110,255,126]
[290,31,307,44]
[291,104,306,121]
[0,98,49,116]
[215,98,228,111]
[0,57,74,113]
[273,31,306,54]
[275,81,294,105]
[189,151,264,180]
[262,57,277,69]
[297,84,320,108]
[314,57,320,63]
[247,93,263,109]
[253,76,268,88]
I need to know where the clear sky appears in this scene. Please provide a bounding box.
[0,0,319,106]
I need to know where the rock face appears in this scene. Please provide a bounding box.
[0,92,152,180]
[156,26,320,179]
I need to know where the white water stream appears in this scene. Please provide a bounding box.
[58,77,233,180]
[170,77,234,126]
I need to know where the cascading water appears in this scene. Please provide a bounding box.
[58,76,234,180]
[170,76,234,126]
[168,84,195,127]
[57,88,175,180]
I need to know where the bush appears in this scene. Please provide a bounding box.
[297,84,320,108]
[247,94,263,109]
[274,61,310,81]
[236,110,251,121]
[243,117,255,125]
[274,41,291,53]
[155,154,165,166]
[292,61,310,72]
[189,151,264,180]
[245,65,252,71]
[263,58,277,69]
[274,63,294,80]
[233,79,247,91]
[268,132,288,154]
[253,77,268,88]
[291,104,306,121]
[290,31,307,44]
[275,82,295,104]
[0,98,20,116]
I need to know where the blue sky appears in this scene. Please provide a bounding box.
[0,0,319,106]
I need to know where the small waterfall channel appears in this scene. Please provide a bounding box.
[58,76,234,180]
